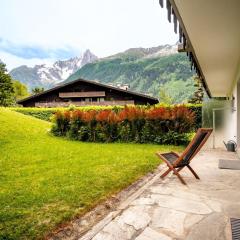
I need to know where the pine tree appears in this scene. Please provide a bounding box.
[159,87,174,105]
[32,87,45,95]
[0,62,15,106]
[188,76,204,104]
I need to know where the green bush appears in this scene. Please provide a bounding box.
[186,104,202,129]
[10,106,124,121]
[12,108,55,121]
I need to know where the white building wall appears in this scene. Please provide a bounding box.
[237,82,240,151]
[224,84,238,145]
[202,84,238,149]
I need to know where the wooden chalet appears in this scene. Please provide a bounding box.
[17,79,158,107]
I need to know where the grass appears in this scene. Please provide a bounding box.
[0,108,184,239]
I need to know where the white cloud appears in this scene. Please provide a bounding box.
[0,0,178,69]
[0,51,56,71]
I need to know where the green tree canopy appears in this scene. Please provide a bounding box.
[188,77,204,104]
[159,87,174,105]
[13,80,29,100]
[159,78,196,104]
[32,87,45,95]
[0,62,14,106]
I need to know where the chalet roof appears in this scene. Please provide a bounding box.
[17,78,158,104]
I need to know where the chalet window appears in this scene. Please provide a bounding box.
[85,98,92,102]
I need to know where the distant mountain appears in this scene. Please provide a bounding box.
[65,44,196,102]
[105,44,178,60]
[9,44,197,103]
[9,49,98,90]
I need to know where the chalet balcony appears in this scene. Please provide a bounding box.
[59,91,106,98]
[35,100,135,107]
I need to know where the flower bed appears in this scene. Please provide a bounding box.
[51,105,196,145]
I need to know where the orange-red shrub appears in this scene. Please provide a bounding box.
[118,106,145,121]
[52,105,196,144]
[146,107,170,120]
[82,110,97,123]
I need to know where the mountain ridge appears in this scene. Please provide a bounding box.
[64,44,196,102]
[9,44,196,103]
[9,49,98,90]
[103,44,177,60]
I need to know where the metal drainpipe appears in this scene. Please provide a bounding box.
[212,107,236,149]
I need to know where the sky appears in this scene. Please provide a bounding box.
[0,0,178,70]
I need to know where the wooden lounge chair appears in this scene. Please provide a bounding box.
[156,128,213,185]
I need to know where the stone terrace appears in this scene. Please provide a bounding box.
[80,149,240,240]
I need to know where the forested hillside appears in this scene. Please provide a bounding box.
[66,52,196,103]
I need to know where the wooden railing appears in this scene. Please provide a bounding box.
[35,100,135,107]
[59,91,105,98]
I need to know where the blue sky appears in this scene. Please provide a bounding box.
[0,38,80,59]
[0,0,177,70]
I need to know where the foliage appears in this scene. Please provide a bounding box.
[11,105,124,121]
[159,78,196,104]
[188,76,204,104]
[159,87,174,105]
[154,103,202,129]
[13,80,29,100]
[0,108,184,239]
[66,53,196,101]
[52,105,196,145]
[186,103,202,129]
[11,104,202,130]
[31,86,45,94]
[0,62,15,106]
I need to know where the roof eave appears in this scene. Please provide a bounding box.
[160,0,212,98]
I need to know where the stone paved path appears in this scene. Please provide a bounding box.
[80,149,240,240]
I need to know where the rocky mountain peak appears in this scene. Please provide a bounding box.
[82,49,98,66]
[9,49,98,90]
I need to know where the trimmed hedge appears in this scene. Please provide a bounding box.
[11,104,202,129]
[51,105,197,145]
[11,105,123,121]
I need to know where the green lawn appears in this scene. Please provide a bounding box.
[0,108,183,239]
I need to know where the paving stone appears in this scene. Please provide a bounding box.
[92,220,135,240]
[135,227,172,240]
[151,207,186,236]
[172,190,201,201]
[92,232,113,240]
[151,194,212,214]
[223,202,240,217]
[204,199,222,212]
[105,220,135,239]
[184,214,204,229]
[186,213,228,240]
[117,206,151,231]
[149,186,173,195]
[131,197,155,206]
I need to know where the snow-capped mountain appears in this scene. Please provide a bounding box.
[9,49,98,90]
[105,44,178,60]
[144,44,178,58]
